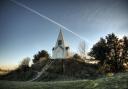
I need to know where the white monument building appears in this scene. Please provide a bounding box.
[52,29,70,59]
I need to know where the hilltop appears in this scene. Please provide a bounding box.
[0,59,100,81]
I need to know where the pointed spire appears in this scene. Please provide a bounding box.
[55,28,65,47]
[57,28,64,41]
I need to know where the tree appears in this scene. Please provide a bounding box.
[105,33,122,72]
[73,53,86,62]
[73,53,81,60]
[19,57,30,67]
[78,41,86,59]
[33,50,50,63]
[89,33,126,73]
[122,36,128,66]
[89,38,108,65]
[18,57,30,72]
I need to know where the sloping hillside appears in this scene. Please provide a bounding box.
[0,59,100,81]
[0,72,128,89]
[34,59,100,81]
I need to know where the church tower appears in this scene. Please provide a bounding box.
[52,29,70,59]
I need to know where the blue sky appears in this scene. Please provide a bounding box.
[0,0,128,67]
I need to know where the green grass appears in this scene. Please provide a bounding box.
[0,72,128,89]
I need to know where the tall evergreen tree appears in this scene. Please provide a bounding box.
[89,33,127,73]
[89,38,108,65]
[106,33,125,72]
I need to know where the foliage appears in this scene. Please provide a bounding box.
[18,57,30,72]
[19,57,30,67]
[33,50,50,63]
[89,38,108,65]
[0,66,35,81]
[73,54,81,60]
[0,57,35,81]
[0,72,128,89]
[0,59,99,81]
[122,36,128,66]
[89,33,128,73]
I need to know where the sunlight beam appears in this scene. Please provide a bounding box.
[10,0,89,42]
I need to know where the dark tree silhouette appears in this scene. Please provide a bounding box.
[18,57,30,72]
[122,36,128,66]
[73,53,81,60]
[33,50,50,63]
[105,33,118,72]
[89,33,127,73]
[89,38,108,65]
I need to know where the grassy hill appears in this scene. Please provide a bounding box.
[0,72,128,89]
[0,59,100,81]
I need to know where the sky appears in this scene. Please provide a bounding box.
[0,0,128,68]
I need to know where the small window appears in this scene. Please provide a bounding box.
[65,47,69,50]
[52,48,54,50]
[58,40,62,45]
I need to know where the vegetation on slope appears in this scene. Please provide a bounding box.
[89,33,128,73]
[0,59,100,81]
[0,72,128,89]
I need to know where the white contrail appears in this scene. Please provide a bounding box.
[10,0,88,41]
